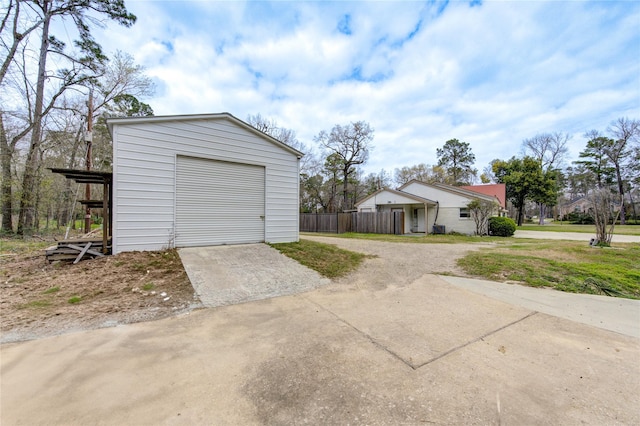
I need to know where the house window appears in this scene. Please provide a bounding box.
[459,208,470,218]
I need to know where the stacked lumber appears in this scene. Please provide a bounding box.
[46,238,111,263]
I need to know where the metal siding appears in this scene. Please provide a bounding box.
[175,156,265,246]
[112,116,299,253]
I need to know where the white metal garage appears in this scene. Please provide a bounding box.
[107,113,302,254]
[175,156,265,246]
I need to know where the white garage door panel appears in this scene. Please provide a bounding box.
[176,156,265,246]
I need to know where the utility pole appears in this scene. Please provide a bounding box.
[84,91,93,234]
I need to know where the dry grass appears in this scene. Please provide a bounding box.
[457,240,640,298]
[270,239,371,278]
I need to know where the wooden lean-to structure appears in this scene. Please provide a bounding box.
[46,168,112,263]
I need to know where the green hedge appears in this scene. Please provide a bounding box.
[489,217,516,237]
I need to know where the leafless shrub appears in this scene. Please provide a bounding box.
[588,189,622,246]
[468,199,498,236]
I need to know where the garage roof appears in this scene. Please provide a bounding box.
[106,112,304,158]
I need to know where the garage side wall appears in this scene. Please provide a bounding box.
[112,118,299,253]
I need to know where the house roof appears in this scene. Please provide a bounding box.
[562,196,590,208]
[399,180,499,204]
[460,183,507,208]
[106,112,304,158]
[355,188,437,207]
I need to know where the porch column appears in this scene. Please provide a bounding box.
[425,203,429,235]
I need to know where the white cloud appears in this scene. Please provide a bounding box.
[93,0,639,177]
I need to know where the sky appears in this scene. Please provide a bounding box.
[92,0,640,177]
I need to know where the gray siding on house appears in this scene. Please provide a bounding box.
[111,115,300,253]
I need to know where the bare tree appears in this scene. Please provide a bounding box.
[606,117,640,225]
[0,112,33,233]
[522,132,570,170]
[360,169,392,198]
[246,114,302,150]
[588,188,621,247]
[314,121,373,211]
[94,51,154,116]
[0,0,45,86]
[393,163,447,187]
[522,132,569,224]
[467,199,498,236]
[245,113,314,172]
[3,0,136,235]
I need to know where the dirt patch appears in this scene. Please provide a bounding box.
[1,236,487,345]
[1,249,201,344]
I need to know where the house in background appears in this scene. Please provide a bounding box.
[355,188,437,233]
[460,183,507,210]
[356,180,505,235]
[107,113,302,254]
[559,196,590,219]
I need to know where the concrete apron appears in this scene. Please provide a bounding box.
[2,274,639,425]
[439,275,640,339]
[178,244,330,307]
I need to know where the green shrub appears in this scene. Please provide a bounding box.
[489,217,516,237]
[564,212,594,224]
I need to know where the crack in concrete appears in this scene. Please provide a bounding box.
[303,297,415,370]
[414,311,539,369]
[304,295,538,371]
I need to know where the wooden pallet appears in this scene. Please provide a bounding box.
[46,238,111,263]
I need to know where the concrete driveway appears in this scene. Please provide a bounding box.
[178,244,330,307]
[514,229,640,243]
[2,240,639,425]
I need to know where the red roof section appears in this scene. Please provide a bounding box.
[461,184,507,208]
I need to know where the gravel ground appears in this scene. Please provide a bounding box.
[300,235,489,291]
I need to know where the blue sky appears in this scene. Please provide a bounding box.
[96,0,640,177]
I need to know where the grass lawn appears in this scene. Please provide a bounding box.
[301,232,505,244]
[6,232,636,299]
[0,239,51,255]
[270,239,371,278]
[518,223,640,236]
[300,232,639,299]
[457,240,640,299]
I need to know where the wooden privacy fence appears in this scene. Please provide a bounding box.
[300,212,404,235]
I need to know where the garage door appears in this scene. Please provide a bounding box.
[175,156,265,246]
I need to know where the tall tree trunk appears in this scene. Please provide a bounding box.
[615,165,626,225]
[516,195,526,226]
[517,206,524,226]
[17,5,50,235]
[342,167,349,212]
[538,204,545,225]
[0,115,14,233]
[59,128,85,227]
